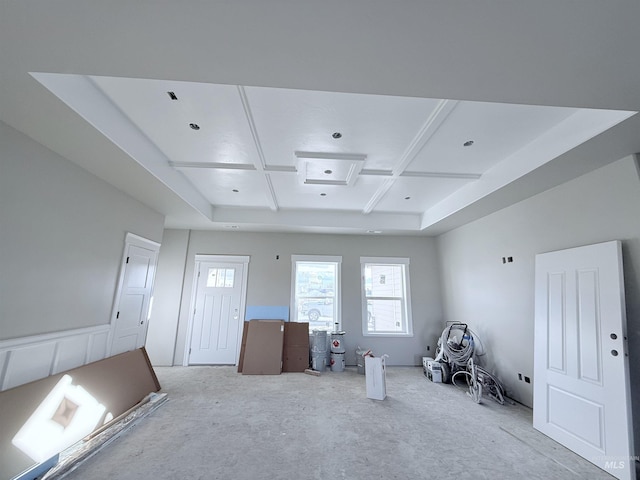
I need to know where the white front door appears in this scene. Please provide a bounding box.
[534,241,635,480]
[110,233,160,356]
[188,259,247,365]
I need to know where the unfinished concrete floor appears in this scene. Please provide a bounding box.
[63,366,614,480]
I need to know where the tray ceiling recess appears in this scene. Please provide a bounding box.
[31,73,635,234]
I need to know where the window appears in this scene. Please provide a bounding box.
[291,255,341,332]
[205,267,235,288]
[361,257,412,336]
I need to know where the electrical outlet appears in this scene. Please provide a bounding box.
[524,376,531,384]
[508,256,513,263]
[518,373,523,381]
[426,345,430,351]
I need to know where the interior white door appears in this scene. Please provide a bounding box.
[189,261,244,365]
[110,234,159,356]
[534,240,635,480]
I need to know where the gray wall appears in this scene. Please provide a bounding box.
[145,229,190,366]
[436,155,640,446]
[147,230,443,367]
[0,121,165,340]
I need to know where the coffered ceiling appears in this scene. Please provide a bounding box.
[2,2,640,235]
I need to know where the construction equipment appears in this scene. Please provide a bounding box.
[434,323,506,405]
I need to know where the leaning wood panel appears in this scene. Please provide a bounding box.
[0,348,160,480]
[242,320,284,375]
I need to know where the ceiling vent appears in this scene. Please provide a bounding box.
[295,151,366,187]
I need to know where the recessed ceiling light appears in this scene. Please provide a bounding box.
[320,193,327,196]
[404,196,411,200]
[463,140,474,147]
[232,189,239,193]
[332,132,342,139]
[367,230,382,234]
[167,91,178,100]
[189,123,200,130]
[224,225,239,229]
[324,169,333,175]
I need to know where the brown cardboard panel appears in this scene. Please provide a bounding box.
[242,320,284,375]
[0,348,160,480]
[237,321,250,373]
[282,345,310,372]
[284,322,309,347]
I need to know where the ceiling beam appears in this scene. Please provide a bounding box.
[362,99,459,214]
[169,161,257,170]
[237,85,279,211]
[400,171,481,180]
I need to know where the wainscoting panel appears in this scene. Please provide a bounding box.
[2,342,56,390]
[0,325,111,391]
[51,335,89,375]
[87,329,110,363]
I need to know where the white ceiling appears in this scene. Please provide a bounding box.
[2,2,640,236]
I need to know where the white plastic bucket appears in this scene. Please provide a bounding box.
[311,330,328,352]
[330,352,345,372]
[311,351,326,371]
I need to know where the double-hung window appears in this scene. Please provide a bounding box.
[361,257,412,336]
[291,255,341,332]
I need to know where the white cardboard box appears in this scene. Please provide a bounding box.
[365,355,387,400]
[422,356,434,369]
[426,360,443,383]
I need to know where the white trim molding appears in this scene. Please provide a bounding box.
[0,325,110,391]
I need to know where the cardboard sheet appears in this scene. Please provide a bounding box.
[282,346,310,372]
[283,322,309,346]
[282,322,309,372]
[241,321,285,375]
[0,348,160,480]
[237,322,250,373]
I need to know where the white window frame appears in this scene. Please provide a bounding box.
[361,256,413,337]
[291,255,342,330]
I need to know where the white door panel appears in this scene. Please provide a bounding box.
[189,260,247,365]
[110,234,159,356]
[534,241,634,480]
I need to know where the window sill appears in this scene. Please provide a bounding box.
[362,332,414,338]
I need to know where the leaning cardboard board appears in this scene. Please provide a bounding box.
[238,320,285,373]
[283,322,309,346]
[0,348,160,480]
[237,321,251,373]
[241,320,285,375]
[282,322,310,372]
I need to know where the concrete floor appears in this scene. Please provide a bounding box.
[63,366,614,480]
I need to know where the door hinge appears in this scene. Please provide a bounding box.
[189,348,191,354]
[116,311,120,319]
[126,256,130,264]
[198,270,201,278]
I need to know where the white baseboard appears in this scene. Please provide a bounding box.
[0,325,111,391]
